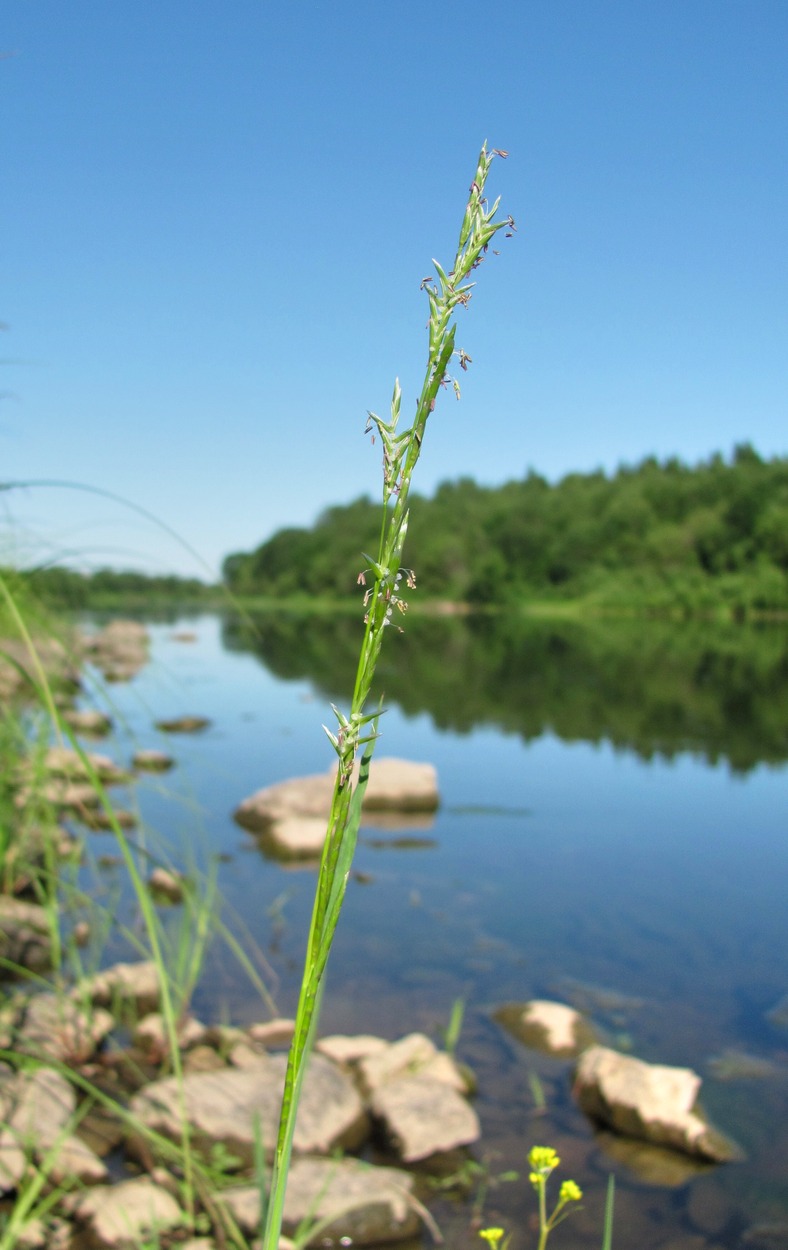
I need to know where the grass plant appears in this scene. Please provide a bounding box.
[261,142,514,1250]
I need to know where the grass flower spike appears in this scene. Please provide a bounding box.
[261,144,512,1250]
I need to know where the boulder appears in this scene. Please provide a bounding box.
[0,637,80,702]
[573,1045,742,1162]
[70,1176,184,1250]
[254,816,328,860]
[78,807,137,831]
[9,992,114,1064]
[128,1052,368,1166]
[63,709,113,737]
[317,1034,390,1065]
[369,1075,480,1162]
[0,897,54,973]
[75,960,162,1016]
[82,621,149,684]
[132,749,174,772]
[494,1000,596,1058]
[36,780,102,811]
[357,1032,470,1095]
[42,747,128,785]
[0,1066,107,1192]
[133,1013,207,1057]
[148,867,185,902]
[234,758,439,834]
[247,1018,296,1049]
[220,1156,421,1245]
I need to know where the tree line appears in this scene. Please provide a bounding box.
[13,565,215,609]
[222,444,788,617]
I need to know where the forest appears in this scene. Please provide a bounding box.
[222,444,788,617]
[12,565,216,609]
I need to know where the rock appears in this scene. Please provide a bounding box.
[494,1000,596,1058]
[254,817,328,859]
[76,960,162,1016]
[10,992,114,1064]
[128,1052,368,1166]
[0,824,78,896]
[70,1176,184,1250]
[0,636,80,702]
[37,780,102,811]
[132,749,174,772]
[0,897,54,973]
[133,1013,207,1057]
[42,747,128,785]
[0,1066,107,1192]
[148,867,185,902]
[171,632,198,642]
[82,620,149,684]
[221,1156,421,1245]
[154,716,211,733]
[63,709,113,737]
[357,1032,470,1094]
[317,1034,390,1065]
[247,1018,296,1049]
[234,758,439,834]
[573,1045,742,1162]
[369,1075,480,1162]
[47,1133,109,1187]
[78,807,137,831]
[227,1039,270,1069]
[183,1045,227,1075]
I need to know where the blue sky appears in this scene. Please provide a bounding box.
[3,1,787,578]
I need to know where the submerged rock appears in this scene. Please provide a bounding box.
[574,1045,742,1162]
[154,716,211,734]
[128,1052,368,1166]
[78,806,137,831]
[234,758,439,835]
[220,1156,421,1246]
[494,999,596,1058]
[707,1048,782,1081]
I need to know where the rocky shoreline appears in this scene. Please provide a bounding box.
[0,619,754,1250]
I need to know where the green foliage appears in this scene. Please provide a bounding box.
[9,564,216,608]
[224,442,788,618]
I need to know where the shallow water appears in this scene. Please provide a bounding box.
[72,612,788,1249]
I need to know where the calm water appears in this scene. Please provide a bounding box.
[74,612,788,1249]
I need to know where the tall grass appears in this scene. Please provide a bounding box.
[262,142,514,1250]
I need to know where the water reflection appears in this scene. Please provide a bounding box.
[222,611,788,772]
